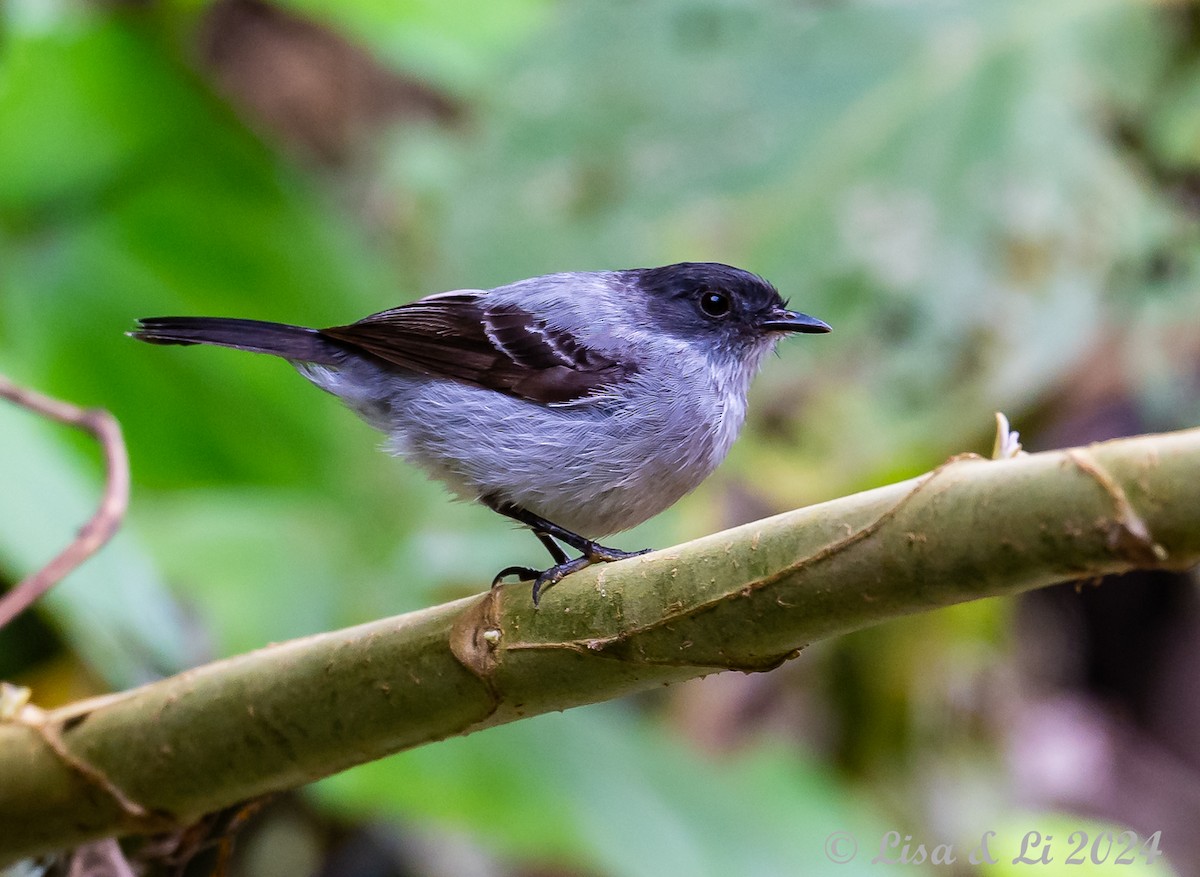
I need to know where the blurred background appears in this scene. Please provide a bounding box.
[2,0,1199,874]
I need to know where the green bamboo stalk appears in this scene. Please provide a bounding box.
[2,429,1199,860]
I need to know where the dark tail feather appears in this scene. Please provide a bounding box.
[130,317,343,364]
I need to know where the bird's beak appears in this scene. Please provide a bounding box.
[762,308,831,334]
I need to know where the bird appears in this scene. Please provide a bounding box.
[131,262,830,603]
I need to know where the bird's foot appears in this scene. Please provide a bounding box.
[491,566,540,587]
[584,544,651,563]
[530,555,594,605]
[491,542,651,606]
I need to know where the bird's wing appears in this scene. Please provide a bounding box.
[318,292,633,405]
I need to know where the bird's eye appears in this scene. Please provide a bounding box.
[699,290,731,318]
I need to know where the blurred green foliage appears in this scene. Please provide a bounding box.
[1,0,1198,874]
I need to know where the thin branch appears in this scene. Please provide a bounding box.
[0,375,130,629]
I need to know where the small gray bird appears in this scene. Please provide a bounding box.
[131,262,830,603]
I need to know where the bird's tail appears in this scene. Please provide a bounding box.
[130,317,343,364]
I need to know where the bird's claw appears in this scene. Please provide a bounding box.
[492,544,652,606]
[491,566,540,588]
[530,556,593,605]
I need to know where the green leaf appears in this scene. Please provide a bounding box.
[315,704,914,877]
[0,403,197,687]
[270,0,551,94]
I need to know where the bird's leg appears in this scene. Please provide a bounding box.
[489,500,649,563]
[489,531,567,590]
[535,531,569,565]
[483,497,650,604]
